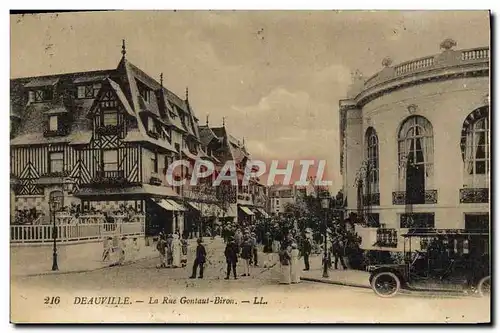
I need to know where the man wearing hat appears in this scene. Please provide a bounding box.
[224,236,239,279]
[190,238,206,279]
[302,229,313,271]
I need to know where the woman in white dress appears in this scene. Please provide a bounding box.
[279,245,292,284]
[290,242,300,284]
[171,233,182,268]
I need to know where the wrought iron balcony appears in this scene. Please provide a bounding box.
[96,124,121,136]
[91,170,126,187]
[362,193,380,206]
[374,228,398,248]
[392,190,438,205]
[459,188,489,204]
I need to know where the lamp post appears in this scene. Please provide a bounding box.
[321,197,330,278]
[49,198,60,271]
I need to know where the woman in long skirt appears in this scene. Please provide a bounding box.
[180,236,188,267]
[290,242,300,284]
[279,246,292,284]
[171,234,182,268]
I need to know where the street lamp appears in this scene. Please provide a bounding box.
[49,198,60,271]
[321,197,330,278]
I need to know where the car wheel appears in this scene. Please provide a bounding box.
[371,271,401,298]
[477,276,491,297]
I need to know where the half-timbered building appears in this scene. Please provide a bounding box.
[199,123,269,226]
[10,43,214,237]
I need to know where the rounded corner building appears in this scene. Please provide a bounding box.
[339,40,490,253]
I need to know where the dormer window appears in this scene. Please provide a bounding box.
[147,117,155,133]
[49,116,59,131]
[77,83,101,99]
[137,80,152,103]
[28,87,54,103]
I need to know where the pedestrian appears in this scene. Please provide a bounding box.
[224,237,239,280]
[301,231,312,271]
[171,233,181,268]
[290,242,301,284]
[130,237,140,262]
[165,234,173,267]
[263,231,274,268]
[156,234,166,268]
[240,235,252,276]
[102,237,113,262]
[190,238,206,279]
[234,228,243,248]
[251,232,259,267]
[331,235,347,270]
[180,235,188,268]
[279,245,292,284]
[117,236,127,265]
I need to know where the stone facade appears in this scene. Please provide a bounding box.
[340,44,490,251]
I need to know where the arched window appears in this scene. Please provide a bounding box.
[461,107,489,187]
[365,127,379,194]
[398,116,434,193]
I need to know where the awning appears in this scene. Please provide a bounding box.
[154,199,186,212]
[169,200,187,212]
[186,201,200,211]
[156,199,177,211]
[239,206,254,216]
[257,208,270,218]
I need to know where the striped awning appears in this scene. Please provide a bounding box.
[257,208,270,218]
[238,206,254,216]
[155,199,186,212]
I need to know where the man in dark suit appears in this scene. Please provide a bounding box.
[224,237,239,280]
[189,238,206,279]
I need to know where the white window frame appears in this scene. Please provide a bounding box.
[102,111,118,126]
[77,86,86,99]
[102,149,118,172]
[464,116,489,188]
[365,127,380,194]
[49,152,64,173]
[49,116,58,132]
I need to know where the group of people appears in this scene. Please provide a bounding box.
[278,231,313,285]
[156,232,189,269]
[102,235,140,266]
[223,228,259,279]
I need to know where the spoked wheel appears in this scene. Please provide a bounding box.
[371,272,401,298]
[477,276,491,297]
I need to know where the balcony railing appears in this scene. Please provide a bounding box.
[374,228,398,248]
[362,193,380,206]
[392,190,438,205]
[364,47,489,89]
[460,188,489,204]
[91,170,126,187]
[96,124,121,136]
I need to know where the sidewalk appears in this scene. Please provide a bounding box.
[11,236,228,278]
[299,255,371,288]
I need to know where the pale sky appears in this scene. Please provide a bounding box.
[10,11,490,191]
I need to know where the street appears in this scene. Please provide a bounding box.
[11,255,491,323]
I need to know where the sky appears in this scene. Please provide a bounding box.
[10,10,490,191]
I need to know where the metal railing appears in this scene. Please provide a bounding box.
[10,222,145,244]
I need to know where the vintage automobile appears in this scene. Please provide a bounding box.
[367,229,490,298]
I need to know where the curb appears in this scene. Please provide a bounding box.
[301,276,371,289]
[14,253,158,278]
